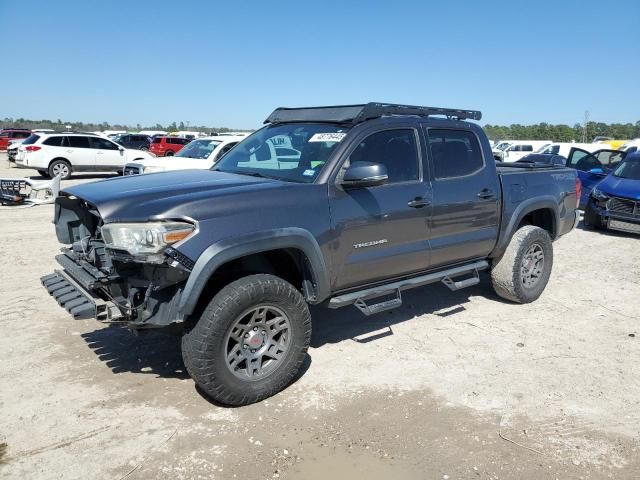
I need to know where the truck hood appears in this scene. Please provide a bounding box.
[598,175,640,200]
[62,169,286,221]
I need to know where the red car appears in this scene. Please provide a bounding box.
[0,129,32,150]
[149,136,190,156]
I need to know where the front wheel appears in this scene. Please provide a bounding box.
[165,151,174,157]
[182,274,312,406]
[491,225,553,304]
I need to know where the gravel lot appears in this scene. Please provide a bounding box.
[1,154,639,479]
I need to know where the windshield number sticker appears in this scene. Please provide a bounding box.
[309,133,346,143]
[302,169,316,177]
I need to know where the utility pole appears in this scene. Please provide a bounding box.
[581,110,589,143]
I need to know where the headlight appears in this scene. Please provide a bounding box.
[143,166,166,174]
[101,221,196,262]
[591,186,609,201]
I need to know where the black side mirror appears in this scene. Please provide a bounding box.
[342,161,388,188]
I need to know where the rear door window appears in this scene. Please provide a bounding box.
[43,136,65,147]
[427,129,484,179]
[67,136,91,148]
[90,137,119,150]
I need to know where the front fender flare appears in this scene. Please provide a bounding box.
[178,228,329,316]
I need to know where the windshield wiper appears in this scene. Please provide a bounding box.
[215,169,270,179]
[240,171,269,178]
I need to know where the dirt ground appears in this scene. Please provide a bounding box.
[1,154,639,480]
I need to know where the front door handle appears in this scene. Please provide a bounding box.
[408,197,429,208]
[477,189,496,200]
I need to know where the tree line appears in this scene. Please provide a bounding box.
[484,121,640,142]
[2,117,639,142]
[0,117,249,134]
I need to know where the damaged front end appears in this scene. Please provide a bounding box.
[0,175,60,206]
[41,195,196,329]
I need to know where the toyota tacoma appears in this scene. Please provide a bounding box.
[42,103,580,405]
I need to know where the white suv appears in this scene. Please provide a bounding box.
[123,135,246,175]
[15,132,152,179]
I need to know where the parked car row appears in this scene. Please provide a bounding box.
[124,135,246,175]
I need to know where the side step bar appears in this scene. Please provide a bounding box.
[328,260,488,315]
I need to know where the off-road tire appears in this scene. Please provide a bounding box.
[48,159,72,180]
[491,225,553,303]
[182,274,311,406]
[583,201,604,230]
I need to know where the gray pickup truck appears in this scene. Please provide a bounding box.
[43,103,580,405]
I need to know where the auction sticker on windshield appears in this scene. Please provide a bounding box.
[308,132,346,143]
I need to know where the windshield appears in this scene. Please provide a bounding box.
[612,156,640,180]
[213,123,349,183]
[177,139,222,159]
[495,142,511,151]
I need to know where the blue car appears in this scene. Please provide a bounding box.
[565,147,627,208]
[583,152,640,235]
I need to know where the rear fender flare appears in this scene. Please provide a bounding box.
[492,197,559,258]
[178,228,329,316]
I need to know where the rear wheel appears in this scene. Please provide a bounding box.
[182,274,311,406]
[165,151,174,157]
[139,146,149,151]
[48,159,72,180]
[491,225,553,303]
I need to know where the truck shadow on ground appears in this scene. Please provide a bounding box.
[310,276,499,348]
[80,276,500,384]
[81,324,190,380]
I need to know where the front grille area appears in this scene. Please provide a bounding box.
[124,166,141,175]
[607,196,639,219]
[0,179,30,201]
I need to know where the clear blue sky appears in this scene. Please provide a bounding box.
[1,0,638,129]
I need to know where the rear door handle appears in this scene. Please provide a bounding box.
[477,189,496,200]
[408,197,429,208]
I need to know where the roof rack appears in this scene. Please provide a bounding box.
[265,102,482,125]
